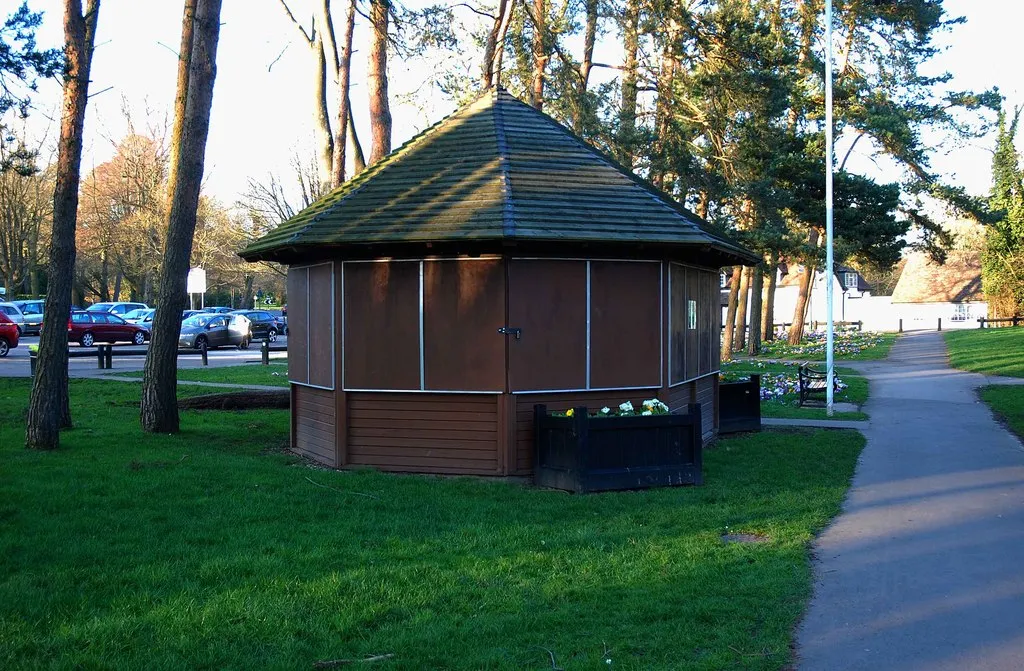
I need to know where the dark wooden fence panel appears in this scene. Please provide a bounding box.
[589,261,661,389]
[719,375,761,434]
[293,385,337,466]
[534,404,703,493]
[287,267,309,384]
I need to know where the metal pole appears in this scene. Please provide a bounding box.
[825,0,835,416]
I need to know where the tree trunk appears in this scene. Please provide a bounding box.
[482,0,509,88]
[140,0,222,433]
[367,0,392,164]
[312,34,335,188]
[721,266,741,361]
[165,0,196,209]
[734,266,750,351]
[529,0,546,109]
[243,273,254,309]
[747,263,764,356]
[347,98,366,174]
[762,257,777,340]
[788,264,816,345]
[617,0,639,168]
[112,269,122,301]
[331,0,356,186]
[25,0,100,450]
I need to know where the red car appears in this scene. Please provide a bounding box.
[0,311,18,357]
[68,310,149,347]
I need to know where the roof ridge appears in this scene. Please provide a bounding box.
[491,88,516,237]
[243,88,499,255]
[497,95,754,258]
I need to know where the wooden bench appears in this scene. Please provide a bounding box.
[798,364,829,406]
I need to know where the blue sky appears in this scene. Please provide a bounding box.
[17,0,1024,206]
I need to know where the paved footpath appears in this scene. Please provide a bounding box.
[796,331,1024,670]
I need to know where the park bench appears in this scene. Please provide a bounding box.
[798,364,829,406]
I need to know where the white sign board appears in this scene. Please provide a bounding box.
[186,267,207,294]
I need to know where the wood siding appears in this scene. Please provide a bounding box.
[508,260,587,391]
[343,261,420,390]
[423,259,505,391]
[589,261,661,388]
[287,268,309,384]
[347,393,501,474]
[308,263,334,388]
[293,385,337,466]
[665,375,717,444]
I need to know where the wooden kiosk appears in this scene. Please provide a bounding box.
[240,89,758,476]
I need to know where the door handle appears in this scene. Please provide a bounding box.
[497,327,521,340]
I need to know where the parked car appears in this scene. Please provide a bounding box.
[178,313,251,350]
[11,299,43,335]
[0,311,19,356]
[0,302,26,336]
[201,306,234,314]
[86,301,149,316]
[266,308,288,335]
[181,309,205,320]
[68,311,149,347]
[123,308,155,326]
[230,309,285,341]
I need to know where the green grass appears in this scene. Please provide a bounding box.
[114,361,290,387]
[945,328,1024,377]
[0,378,864,670]
[722,362,870,421]
[754,332,898,361]
[980,385,1024,439]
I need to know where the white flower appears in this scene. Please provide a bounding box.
[642,410,652,416]
[600,407,611,414]
[619,401,634,413]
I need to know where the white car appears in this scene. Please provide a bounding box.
[0,302,26,336]
[123,308,155,327]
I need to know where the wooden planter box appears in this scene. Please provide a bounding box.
[533,404,703,493]
[719,374,762,434]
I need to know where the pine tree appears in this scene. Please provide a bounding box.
[984,109,1024,317]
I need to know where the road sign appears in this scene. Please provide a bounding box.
[186,268,207,294]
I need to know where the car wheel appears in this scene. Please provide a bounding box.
[0,338,8,357]
[132,331,146,345]
[238,336,250,350]
[194,335,207,351]
[80,332,95,347]
[268,328,278,342]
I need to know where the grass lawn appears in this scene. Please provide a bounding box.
[980,385,1024,439]
[114,361,290,387]
[754,331,898,362]
[945,328,1024,377]
[0,378,864,670]
[722,362,870,421]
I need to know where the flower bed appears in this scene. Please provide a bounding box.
[720,360,849,403]
[757,330,890,360]
[534,402,702,493]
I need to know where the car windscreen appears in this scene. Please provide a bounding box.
[123,309,145,319]
[182,315,214,327]
[87,304,112,311]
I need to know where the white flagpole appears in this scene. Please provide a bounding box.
[825,0,835,415]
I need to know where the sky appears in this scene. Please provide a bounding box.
[13,0,1024,208]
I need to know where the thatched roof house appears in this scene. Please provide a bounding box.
[891,251,984,304]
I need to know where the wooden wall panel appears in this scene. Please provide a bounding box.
[287,268,309,385]
[344,261,420,390]
[308,263,334,388]
[423,259,505,391]
[508,260,587,392]
[669,264,686,384]
[347,393,500,474]
[589,261,661,389]
[699,270,713,376]
[293,385,336,466]
[695,375,716,441]
[685,267,699,381]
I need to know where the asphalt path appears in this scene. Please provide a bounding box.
[797,331,1024,670]
[0,335,288,378]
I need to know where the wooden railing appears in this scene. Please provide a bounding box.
[978,316,1024,328]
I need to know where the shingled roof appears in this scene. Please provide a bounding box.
[240,88,758,264]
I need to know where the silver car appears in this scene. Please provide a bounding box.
[11,300,43,335]
[178,313,251,350]
[0,302,26,336]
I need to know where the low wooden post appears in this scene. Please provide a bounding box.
[1014,316,1021,327]
[938,318,942,332]
[978,318,984,329]
[29,351,37,376]
[104,346,113,369]
[261,338,270,365]
[899,318,903,333]
[200,342,208,366]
